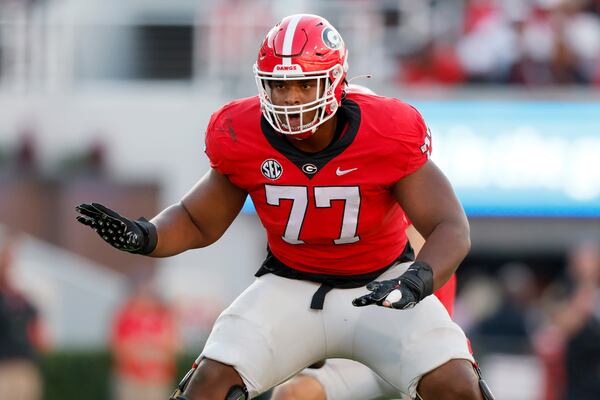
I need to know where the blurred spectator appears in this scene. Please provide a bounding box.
[57,137,107,178]
[398,41,466,85]
[471,262,539,353]
[0,231,46,400]
[456,0,520,83]
[534,241,600,400]
[110,272,179,400]
[558,0,600,82]
[454,272,502,333]
[509,5,561,85]
[15,127,38,175]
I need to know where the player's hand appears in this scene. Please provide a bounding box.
[352,277,419,309]
[352,261,434,309]
[75,203,157,254]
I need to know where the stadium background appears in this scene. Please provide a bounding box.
[0,0,599,399]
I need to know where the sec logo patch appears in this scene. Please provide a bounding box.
[261,159,283,180]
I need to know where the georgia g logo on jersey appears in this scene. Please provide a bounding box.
[261,159,283,180]
[302,163,318,175]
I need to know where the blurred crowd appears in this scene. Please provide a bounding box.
[202,0,600,88]
[393,0,600,86]
[2,0,600,89]
[202,0,600,89]
[0,228,182,400]
[456,241,600,400]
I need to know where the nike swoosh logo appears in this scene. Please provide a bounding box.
[336,167,358,176]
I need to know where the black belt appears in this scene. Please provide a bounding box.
[255,241,415,310]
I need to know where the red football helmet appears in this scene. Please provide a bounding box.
[254,14,348,138]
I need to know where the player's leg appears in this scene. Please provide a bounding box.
[271,373,326,400]
[344,262,478,399]
[415,359,481,400]
[176,273,327,398]
[272,271,460,400]
[272,358,399,400]
[356,296,480,399]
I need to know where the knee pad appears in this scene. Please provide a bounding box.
[170,361,248,400]
[475,365,495,400]
[414,364,495,400]
[225,384,248,400]
[170,365,196,400]
[169,384,248,400]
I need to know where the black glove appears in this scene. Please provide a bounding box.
[75,203,157,254]
[353,261,434,309]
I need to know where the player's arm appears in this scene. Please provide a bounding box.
[354,160,469,309]
[148,168,248,256]
[76,168,248,257]
[393,160,470,289]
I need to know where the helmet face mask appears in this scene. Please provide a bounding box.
[254,14,348,138]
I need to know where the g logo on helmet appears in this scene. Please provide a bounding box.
[322,27,342,50]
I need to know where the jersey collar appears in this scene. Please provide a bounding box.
[261,99,361,179]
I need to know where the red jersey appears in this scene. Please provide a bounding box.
[205,92,431,276]
[111,299,178,382]
[435,274,456,317]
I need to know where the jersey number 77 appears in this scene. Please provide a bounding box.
[265,185,361,245]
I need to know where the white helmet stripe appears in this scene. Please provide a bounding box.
[281,14,302,66]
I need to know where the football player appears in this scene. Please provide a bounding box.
[76,14,493,400]
[270,86,464,400]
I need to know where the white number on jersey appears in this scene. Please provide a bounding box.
[265,185,361,245]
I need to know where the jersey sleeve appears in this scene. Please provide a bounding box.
[204,108,234,175]
[389,103,432,180]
